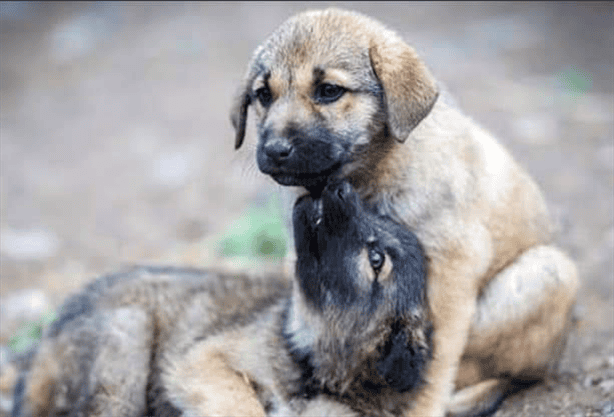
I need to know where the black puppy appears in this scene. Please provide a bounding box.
[289,180,431,396]
[13,181,431,417]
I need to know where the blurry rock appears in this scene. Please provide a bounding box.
[599,379,614,395]
[0,395,13,416]
[602,400,614,417]
[0,228,60,261]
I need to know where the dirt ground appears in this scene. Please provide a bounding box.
[1,2,612,416]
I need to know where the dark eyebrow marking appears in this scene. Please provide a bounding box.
[313,67,325,85]
[253,71,271,92]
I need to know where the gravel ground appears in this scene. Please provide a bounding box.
[1,2,612,415]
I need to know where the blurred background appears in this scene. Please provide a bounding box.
[0,2,612,415]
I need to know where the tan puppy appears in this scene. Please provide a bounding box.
[12,181,432,416]
[232,8,579,416]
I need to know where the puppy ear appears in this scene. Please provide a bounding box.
[230,83,252,150]
[369,40,438,142]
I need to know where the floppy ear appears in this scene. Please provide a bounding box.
[369,40,439,142]
[230,83,252,150]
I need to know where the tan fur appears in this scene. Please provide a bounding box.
[232,8,579,416]
[164,341,267,417]
[12,268,292,416]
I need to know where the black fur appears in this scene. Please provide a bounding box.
[256,123,351,188]
[293,179,426,313]
[287,180,431,399]
[376,321,432,392]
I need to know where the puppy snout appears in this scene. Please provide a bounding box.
[264,140,293,165]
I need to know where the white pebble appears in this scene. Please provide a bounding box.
[1,228,60,260]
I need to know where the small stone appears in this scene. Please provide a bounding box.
[1,289,50,323]
[0,228,60,260]
[599,379,614,394]
[0,394,14,414]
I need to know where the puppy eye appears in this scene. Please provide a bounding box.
[368,248,384,272]
[315,83,346,104]
[255,86,273,107]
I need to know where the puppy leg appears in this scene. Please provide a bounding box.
[14,307,152,417]
[408,244,486,416]
[163,342,266,417]
[449,245,579,416]
[447,378,511,417]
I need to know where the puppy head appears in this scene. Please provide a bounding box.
[287,180,431,395]
[231,8,438,189]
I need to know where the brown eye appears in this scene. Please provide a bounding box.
[255,86,273,107]
[369,248,384,272]
[315,83,346,104]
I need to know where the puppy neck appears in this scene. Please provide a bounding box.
[345,136,413,202]
[280,286,326,399]
[283,285,323,358]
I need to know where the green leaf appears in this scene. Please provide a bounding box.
[557,67,592,96]
[8,310,57,354]
[218,193,289,260]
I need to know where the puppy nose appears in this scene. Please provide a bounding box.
[264,140,293,163]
